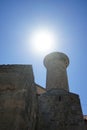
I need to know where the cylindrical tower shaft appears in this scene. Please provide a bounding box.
[44,52,69,91]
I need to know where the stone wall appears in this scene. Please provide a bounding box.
[36,89,86,130]
[0,63,86,130]
[35,84,46,95]
[84,116,87,129]
[0,65,37,130]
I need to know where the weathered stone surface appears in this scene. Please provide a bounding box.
[0,65,37,130]
[35,84,46,95]
[37,89,86,130]
[0,52,86,130]
[44,52,69,91]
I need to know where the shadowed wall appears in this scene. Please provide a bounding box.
[0,65,37,130]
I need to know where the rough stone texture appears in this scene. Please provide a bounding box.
[84,120,87,130]
[37,89,86,130]
[0,65,37,130]
[84,116,87,130]
[35,84,46,95]
[0,52,86,130]
[44,52,69,91]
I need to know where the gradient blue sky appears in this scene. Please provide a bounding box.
[0,0,87,114]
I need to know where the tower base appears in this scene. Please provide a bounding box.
[37,89,86,130]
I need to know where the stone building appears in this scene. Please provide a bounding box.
[84,115,87,129]
[0,52,86,130]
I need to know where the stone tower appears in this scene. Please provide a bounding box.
[44,52,69,91]
[37,52,86,130]
[0,52,86,130]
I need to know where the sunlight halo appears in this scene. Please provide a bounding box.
[30,28,56,55]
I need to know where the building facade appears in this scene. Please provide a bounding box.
[0,52,86,130]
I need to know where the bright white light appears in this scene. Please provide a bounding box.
[30,28,56,54]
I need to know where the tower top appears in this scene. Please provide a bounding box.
[44,52,69,68]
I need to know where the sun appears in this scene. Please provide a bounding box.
[30,28,56,54]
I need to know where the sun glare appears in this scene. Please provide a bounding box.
[30,28,56,54]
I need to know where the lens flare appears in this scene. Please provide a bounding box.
[30,28,56,54]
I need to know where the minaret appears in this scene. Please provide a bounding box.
[44,52,69,91]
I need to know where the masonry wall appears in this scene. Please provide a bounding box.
[0,65,37,130]
[0,64,86,130]
[36,84,46,95]
[36,89,86,130]
[84,116,87,130]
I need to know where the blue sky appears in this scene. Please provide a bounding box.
[0,0,87,114]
